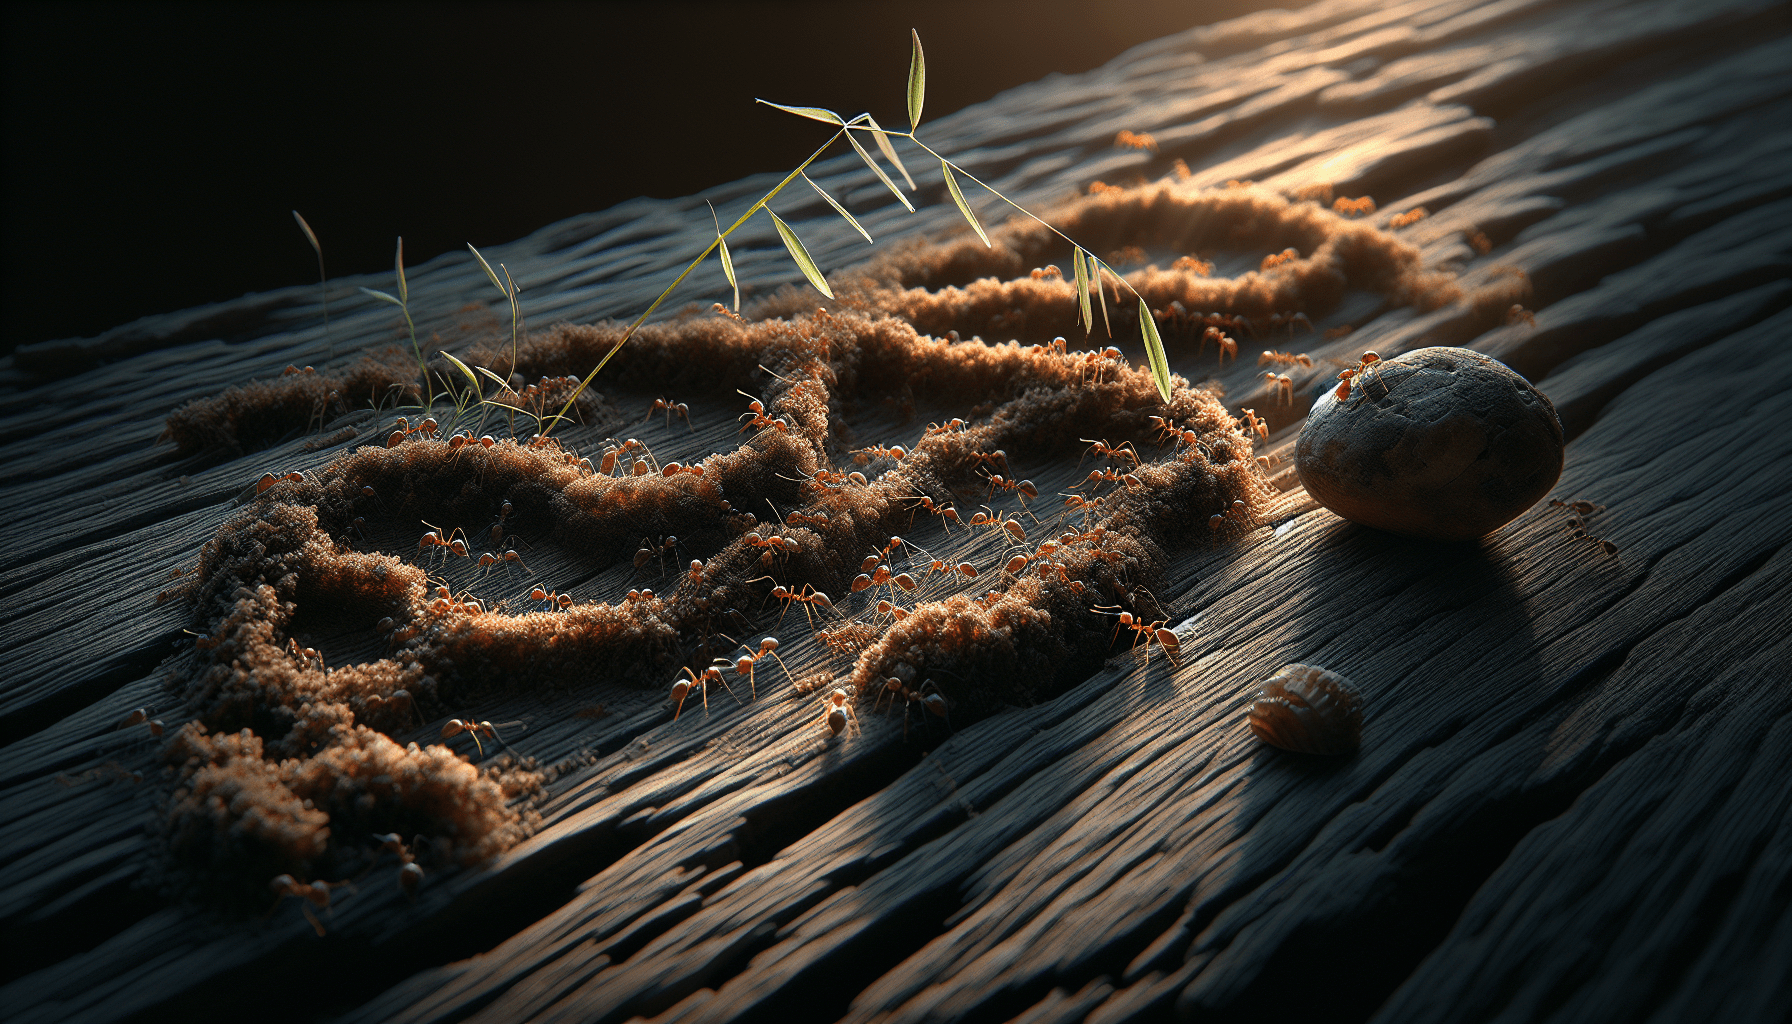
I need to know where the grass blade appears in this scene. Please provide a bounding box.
[907,28,925,131]
[439,350,483,393]
[709,201,739,311]
[769,210,834,299]
[941,161,990,247]
[466,243,507,297]
[292,210,331,350]
[474,364,515,392]
[360,286,403,306]
[1138,298,1172,402]
[292,210,321,254]
[1091,252,1113,337]
[846,128,914,212]
[804,172,873,244]
[756,99,846,124]
[863,115,916,190]
[1073,246,1093,334]
[395,236,407,305]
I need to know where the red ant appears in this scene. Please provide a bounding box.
[285,637,325,671]
[1147,415,1184,445]
[874,598,912,622]
[268,874,347,936]
[1262,372,1294,406]
[906,495,961,530]
[737,392,791,434]
[1208,498,1252,532]
[487,501,514,546]
[983,474,1041,519]
[1073,468,1142,491]
[1096,607,1182,667]
[1079,438,1140,470]
[475,548,530,577]
[529,586,575,611]
[908,543,979,583]
[120,707,166,737]
[644,397,693,431]
[967,449,1009,471]
[670,665,730,719]
[923,418,968,437]
[370,832,426,896]
[382,415,440,449]
[874,677,952,738]
[818,688,860,737]
[741,531,798,568]
[1062,493,1107,521]
[751,578,837,629]
[1334,351,1385,402]
[1240,408,1269,441]
[441,717,508,756]
[633,535,686,576]
[851,443,908,464]
[1202,326,1238,362]
[719,636,792,699]
[966,505,1029,544]
[1258,350,1314,368]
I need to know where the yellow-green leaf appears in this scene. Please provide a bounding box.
[942,161,989,247]
[1073,246,1093,335]
[1139,298,1172,403]
[438,350,482,392]
[292,210,321,255]
[769,210,834,299]
[863,115,915,190]
[395,236,407,304]
[755,99,846,125]
[1092,253,1113,337]
[474,364,514,392]
[804,172,873,244]
[466,243,507,298]
[709,201,739,311]
[360,286,403,306]
[846,127,915,212]
[907,29,925,131]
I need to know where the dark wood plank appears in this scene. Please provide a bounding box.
[3,0,1790,1021]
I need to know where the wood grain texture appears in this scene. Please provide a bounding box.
[3,0,1790,1021]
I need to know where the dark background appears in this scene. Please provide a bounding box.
[2,0,1300,352]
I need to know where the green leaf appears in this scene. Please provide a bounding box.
[846,127,915,212]
[941,161,990,247]
[804,172,873,244]
[439,350,483,392]
[292,210,321,255]
[862,115,915,190]
[395,237,407,305]
[466,243,507,298]
[474,364,515,392]
[907,28,925,131]
[360,286,403,307]
[769,210,834,299]
[1073,246,1093,335]
[755,99,846,125]
[709,201,739,311]
[1091,253,1113,337]
[1138,298,1172,403]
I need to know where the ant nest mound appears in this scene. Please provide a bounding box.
[1295,346,1563,540]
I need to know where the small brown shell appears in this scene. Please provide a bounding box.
[1249,664,1363,755]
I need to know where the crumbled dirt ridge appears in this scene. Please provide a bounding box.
[156,178,1524,905]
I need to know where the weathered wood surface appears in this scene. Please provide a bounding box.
[3,0,1791,1021]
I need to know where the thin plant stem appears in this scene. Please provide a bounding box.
[544,128,848,436]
